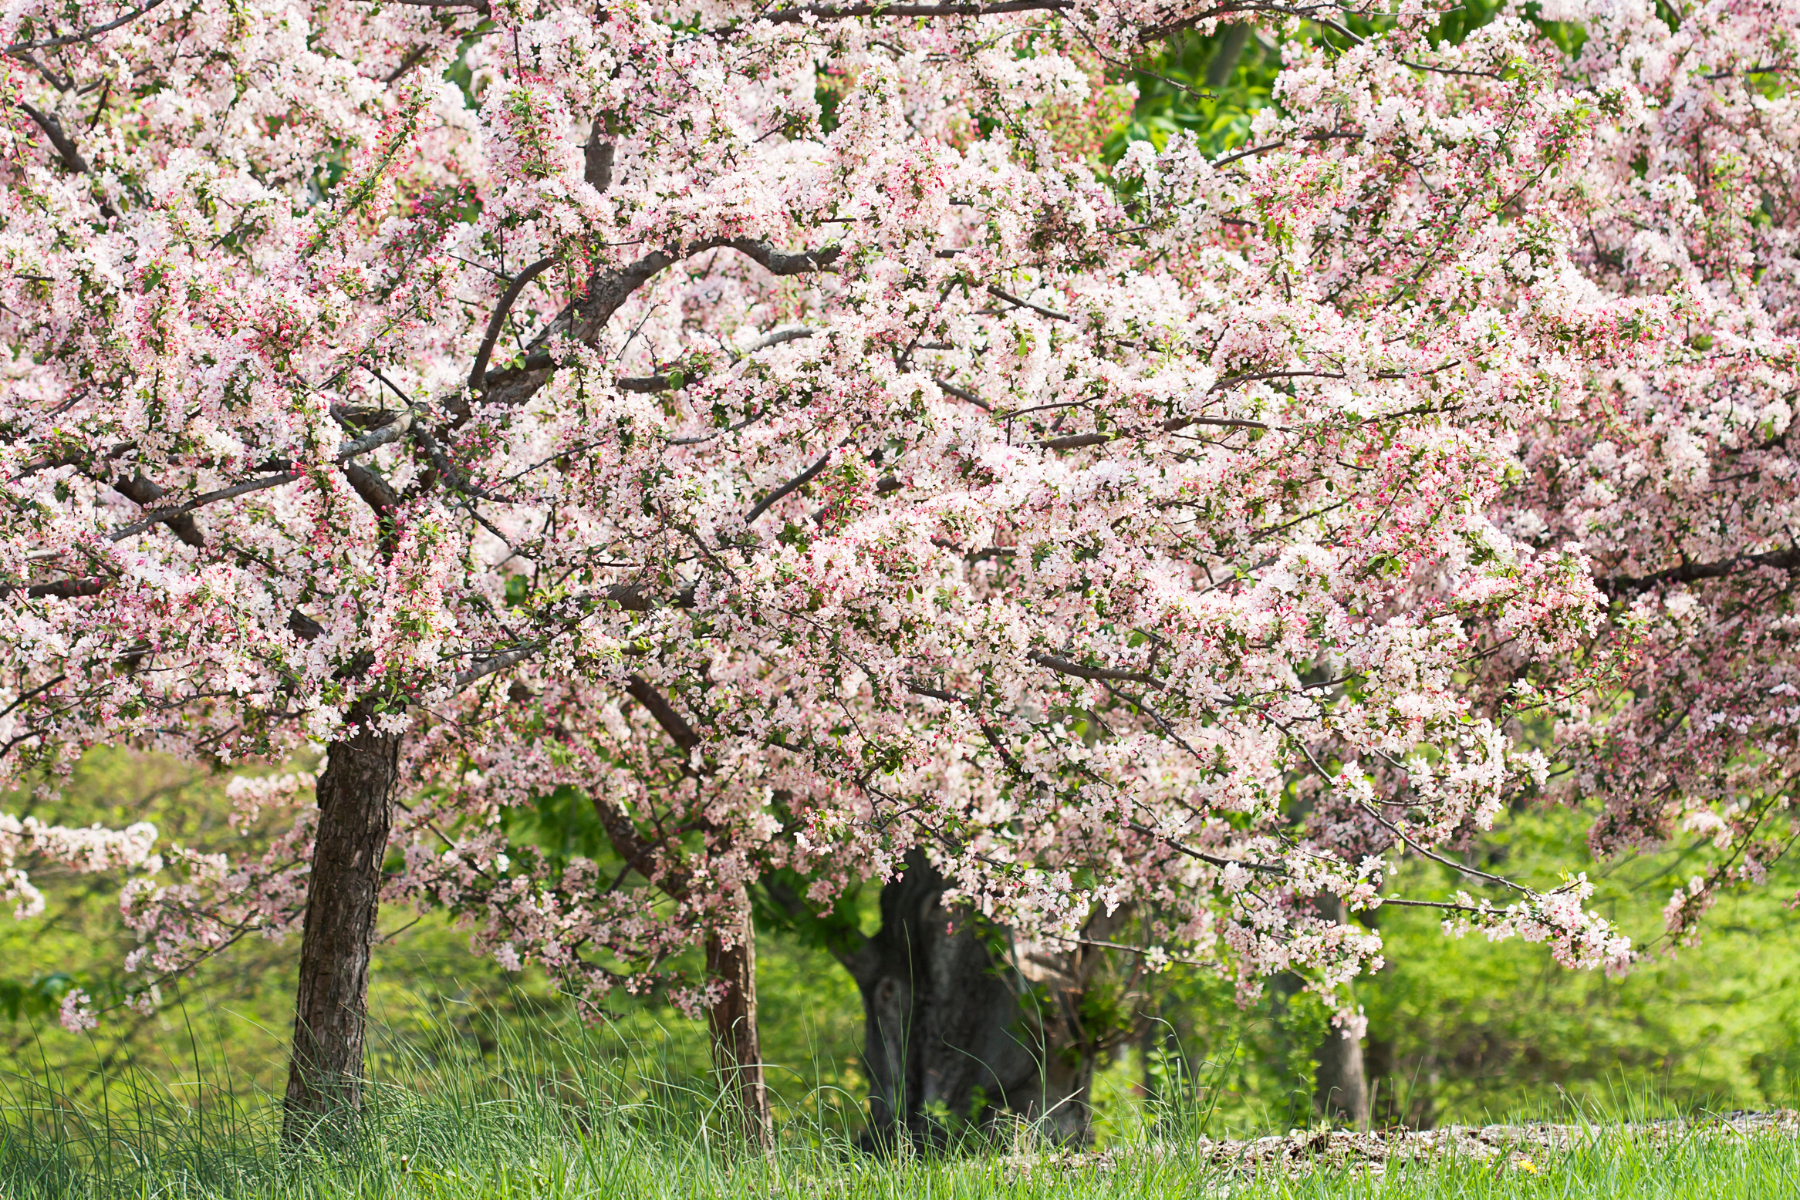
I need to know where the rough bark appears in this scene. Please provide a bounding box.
[790,850,1096,1149]
[706,886,772,1147]
[281,707,401,1145]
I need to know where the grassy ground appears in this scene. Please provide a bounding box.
[3,1086,1796,1198]
[2,1020,1797,1200]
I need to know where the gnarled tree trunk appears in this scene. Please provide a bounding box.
[281,708,400,1145]
[706,885,772,1146]
[795,850,1097,1149]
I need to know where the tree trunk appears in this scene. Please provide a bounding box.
[1205,24,1253,89]
[845,850,1095,1149]
[706,885,772,1147]
[281,709,400,1145]
[1267,895,1371,1130]
[1315,1015,1370,1129]
[1309,895,1370,1130]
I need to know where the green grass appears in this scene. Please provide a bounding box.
[5,749,1799,1195]
[3,1017,1796,1200]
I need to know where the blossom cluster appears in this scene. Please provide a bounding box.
[1,810,159,918]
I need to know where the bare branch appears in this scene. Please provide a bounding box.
[1377,897,1489,913]
[744,325,814,353]
[1041,411,1272,450]
[933,377,991,410]
[1600,546,1800,597]
[584,122,614,193]
[727,237,843,277]
[618,326,814,393]
[107,473,292,542]
[112,474,204,547]
[602,583,697,611]
[467,238,839,424]
[383,44,432,85]
[288,611,326,641]
[1040,432,1112,450]
[1212,139,1287,168]
[17,102,90,173]
[454,644,542,690]
[1166,415,1270,432]
[336,407,415,461]
[1126,820,1287,874]
[342,462,400,517]
[0,578,108,600]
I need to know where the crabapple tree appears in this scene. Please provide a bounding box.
[2,0,1769,1147]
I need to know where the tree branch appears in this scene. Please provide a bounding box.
[1028,650,1162,690]
[335,407,415,461]
[383,44,432,85]
[476,239,839,417]
[584,122,614,193]
[1124,820,1286,875]
[625,674,700,752]
[106,473,293,542]
[4,0,168,52]
[470,257,556,394]
[454,644,543,690]
[986,285,1070,322]
[933,377,991,410]
[744,449,833,525]
[1599,546,1800,597]
[112,474,204,547]
[745,325,814,353]
[342,462,400,517]
[618,326,813,393]
[0,578,108,600]
[17,102,90,173]
[601,583,696,612]
[1040,411,1271,450]
[762,0,1070,21]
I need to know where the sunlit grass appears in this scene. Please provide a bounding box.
[3,1017,1794,1199]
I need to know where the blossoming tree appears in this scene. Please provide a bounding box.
[1484,0,1800,945]
[4,0,1787,1148]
